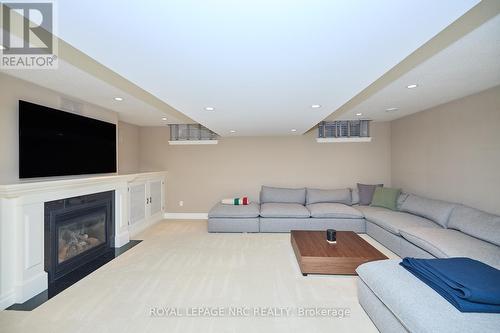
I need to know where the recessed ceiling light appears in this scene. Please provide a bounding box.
[406,84,418,89]
[230,130,236,133]
[205,107,215,111]
[113,97,123,101]
[385,107,399,112]
[356,113,363,116]
[161,117,167,121]
[291,129,297,132]
[311,104,321,109]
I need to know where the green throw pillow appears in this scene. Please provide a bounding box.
[371,187,401,211]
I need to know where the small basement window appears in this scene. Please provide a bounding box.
[169,124,219,145]
[317,120,371,143]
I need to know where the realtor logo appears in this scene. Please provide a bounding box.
[1,1,58,69]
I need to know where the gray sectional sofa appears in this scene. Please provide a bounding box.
[208,186,365,233]
[208,185,500,332]
[208,185,500,267]
[359,194,500,268]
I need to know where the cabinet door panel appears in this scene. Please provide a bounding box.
[149,180,162,216]
[129,183,146,225]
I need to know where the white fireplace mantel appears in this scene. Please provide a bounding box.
[0,172,165,198]
[0,171,167,310]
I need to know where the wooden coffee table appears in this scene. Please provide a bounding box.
[291,230,387,276]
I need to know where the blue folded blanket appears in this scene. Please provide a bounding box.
[400,257,500,313]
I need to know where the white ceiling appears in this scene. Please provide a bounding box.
[51,0,480,136]
[336,13,500,122]
[0,58,187,126]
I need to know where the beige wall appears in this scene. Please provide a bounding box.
[139,122,392,212]
[391,85,500,215]
[0,73,137,184]
[6,73,497,216]
[118,121,140,174]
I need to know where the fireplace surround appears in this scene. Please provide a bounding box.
[0,171,166,310]
[44,191,115,283]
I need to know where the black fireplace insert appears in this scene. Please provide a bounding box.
[44,191,115,283]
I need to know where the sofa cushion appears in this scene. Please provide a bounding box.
[399,194,456,227]
[354,205,387,216]
[260,186,306,204]
[260,218,317,232]
[351,188,359,205]
[357,183,383,205]
[260,203,310,218]
[448,205,500,246]
[208,202,260,218]
[306,203,363,219]
[305,188,351,205]
[357,260,500,333]
[396,192,409,210]
[208,218,260,233]
[371,187,401,211]
[363,209,440,236]
[400,228,500,269]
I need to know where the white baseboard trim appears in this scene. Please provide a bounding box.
[164,213,208,220]
[15,271,48,304]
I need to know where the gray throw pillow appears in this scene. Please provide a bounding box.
[357,183,383,206]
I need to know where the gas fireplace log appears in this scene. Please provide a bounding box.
[58,244,69,262]
[87,237,100,246]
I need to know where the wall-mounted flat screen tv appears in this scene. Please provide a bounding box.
[19,100,117,178]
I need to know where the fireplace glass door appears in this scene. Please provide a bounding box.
[57,211,107,264]
[45,191,114,283]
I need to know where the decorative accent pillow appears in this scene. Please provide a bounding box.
[371,187,401,211]
[221,197,250,205]
[357,183,383,206]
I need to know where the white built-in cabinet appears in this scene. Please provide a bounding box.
[128,177,165,236]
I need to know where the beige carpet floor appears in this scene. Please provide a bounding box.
[0,220,398,333]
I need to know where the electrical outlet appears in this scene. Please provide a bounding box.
[179,201,184,207]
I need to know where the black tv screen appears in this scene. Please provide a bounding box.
[19,100,117,178]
